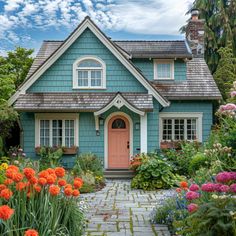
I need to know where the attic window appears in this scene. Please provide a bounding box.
[73,56,106,89]
[154,59,174,80]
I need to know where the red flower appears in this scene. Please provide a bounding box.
[38,170,49,179]
[180,181,188,188]
[4,179,14,185]
[65,184,72,189]
[74,180,83,189]
[23,168,35,180]
[74,177,83,184]
[64,187,73,197]
[187,203,198,213]
[0,184,6,192]
[58,179,67,187]
[25,229,39,236]
[33,184,42,193]
[7,165,19,172]
[0,205,14,220]
[49,185,60,196]
[176,188,182,193]
[0,189,13,200]
[46,175,56,185]
[16,182,27,191]
[38,178,47,186]
[47,168,55,175]
[55,167,65,178]
[12,173,24,183]
[29,177,38,185]
[72,189,80,197]
[5,169,17,179]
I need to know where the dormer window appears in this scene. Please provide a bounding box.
[154,59,174,80]
[73,56,106,89]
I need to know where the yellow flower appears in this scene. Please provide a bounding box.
[1,163,8,170]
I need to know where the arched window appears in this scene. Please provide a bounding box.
[73,56,106,89]
[112,118,126,129]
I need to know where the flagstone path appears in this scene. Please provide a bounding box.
[82,180,174,236]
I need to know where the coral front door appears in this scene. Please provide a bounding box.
[108,115,130,169]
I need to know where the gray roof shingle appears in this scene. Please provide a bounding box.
[151,57,222,100]
[114,40,192,59]
[14,93,153,112]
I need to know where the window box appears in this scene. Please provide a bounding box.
[160,141,181,150]
[62,146,78,155]
[35,146,78,155]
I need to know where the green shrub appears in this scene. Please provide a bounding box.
[188,153,208,175]
[131,154,178,190]
[74,153,103,176]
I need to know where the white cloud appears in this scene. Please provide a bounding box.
[0,0,194,54]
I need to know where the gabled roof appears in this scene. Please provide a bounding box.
[14,92,153,112]
[9,16,169,107]
[152,58,222,100]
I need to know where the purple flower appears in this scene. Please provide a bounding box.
[230,91,236,98]
[18,148,23,152]
[186,191,200,200]
[22,153,26,157]
[201,183,216,192]
[189,184,200,192]
[12,153,16,157]
[230,184,236,193]
[187,203,198,213]
[219,185,230,192]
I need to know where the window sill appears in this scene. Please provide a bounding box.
[154,78,174,81]
[72,87,106,90]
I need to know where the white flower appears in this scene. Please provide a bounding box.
[211,194,218,199]
[219,195,227,199]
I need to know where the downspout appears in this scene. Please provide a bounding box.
[17,117,24,148]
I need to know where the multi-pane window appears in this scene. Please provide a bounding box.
[162,118,198,141]
[74,58,105,88]
[154,60,174,80]
[39,119,76,147]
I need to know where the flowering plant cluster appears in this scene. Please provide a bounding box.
[0,165,85,236]
[130,154,142,170]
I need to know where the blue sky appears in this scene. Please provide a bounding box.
[0,0,193,56]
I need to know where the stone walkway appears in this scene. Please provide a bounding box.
[82,180,174,236]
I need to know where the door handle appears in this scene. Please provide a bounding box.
[127,141,130,149]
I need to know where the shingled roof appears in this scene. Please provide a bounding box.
[151,57,222,100]
[114,41,192,59]
[14,93,153,112]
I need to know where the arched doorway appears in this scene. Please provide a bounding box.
[107,115,130,169]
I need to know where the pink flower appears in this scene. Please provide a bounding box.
[189,184,200,192]
[230,184,236,193]
[230,91,236,98]
[186,191,200,200]
[229,172,236,181]
[219,185,230,192]
[216,172,231,183]
[187,203,198,213]
[225,103,236,110]
[214,183,223,192]
[201,183,216,192]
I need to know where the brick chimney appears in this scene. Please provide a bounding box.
[186,9,205,56]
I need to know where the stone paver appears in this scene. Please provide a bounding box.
[82,180,174,236]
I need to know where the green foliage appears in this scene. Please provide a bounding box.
[131,154,178,190]
[214,44,236,100]
[163,142,200,176]
[188,153,208,175]
[74,153,103,176]
[38,147,63,170]
[175,198,236,236]
[190,0,236,73]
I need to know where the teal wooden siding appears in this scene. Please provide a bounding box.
[161,101,213,142]
[132,59,186,81]
[27,28,147,93]
[20,112,36,159]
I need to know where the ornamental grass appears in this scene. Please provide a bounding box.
[0,164,85,236]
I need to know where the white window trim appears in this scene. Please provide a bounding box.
[159,112,203,143]
[35,113,79,147]
[154,59,174,80]
[73,56,106,89]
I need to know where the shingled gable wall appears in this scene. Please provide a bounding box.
[27,28,148,93]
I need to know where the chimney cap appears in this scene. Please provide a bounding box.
[191,8,199,16]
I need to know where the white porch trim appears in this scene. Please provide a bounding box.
[104,112,133,169]
[140,113,147,153]
[94,93,145,116]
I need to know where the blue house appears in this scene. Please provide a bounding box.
[9,12,221,169]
